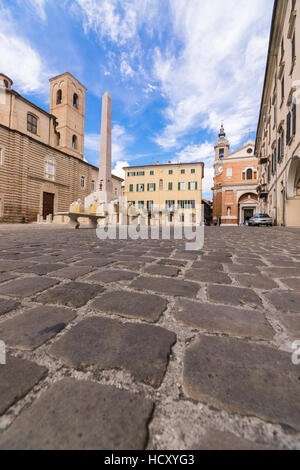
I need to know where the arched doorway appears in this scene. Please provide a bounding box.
[286,156,300,227]
[238,193,259,225]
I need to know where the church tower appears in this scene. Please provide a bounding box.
[214,124,230,160]
[49,72,87,159]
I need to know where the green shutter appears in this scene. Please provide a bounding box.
[147,184,149,191]
[178,182,180,190]
[195,182,198,190]
[188,182,191,190]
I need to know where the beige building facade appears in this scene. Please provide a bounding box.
[0,72,122,223]
[212,126,259,226]
[124,162,204,225]
[256,0,300,227]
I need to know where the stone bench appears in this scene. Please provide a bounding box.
[56,212,104,229]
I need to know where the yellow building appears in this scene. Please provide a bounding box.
[123,162,204,225]
[256,0,300,227]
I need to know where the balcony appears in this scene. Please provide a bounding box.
[259,157,268,164]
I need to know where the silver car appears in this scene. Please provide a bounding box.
[248,214,273,226]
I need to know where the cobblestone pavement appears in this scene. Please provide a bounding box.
[0,224,299,450]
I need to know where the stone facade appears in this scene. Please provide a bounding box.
[0,72,123,223]
[212,126,259,226]
[256,0,300,227]
[124,162,204,225]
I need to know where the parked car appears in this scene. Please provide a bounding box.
[248,214,273,226]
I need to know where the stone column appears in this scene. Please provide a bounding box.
[98,91,113,203]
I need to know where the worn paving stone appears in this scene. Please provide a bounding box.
[234,274,278,290]
[0,261,29,272]
[261,267,300,278]
[158,259,187,268]
[144,265,180,277]
[37,282,103,308]
[279,315,300,341]
[234,258,266,266]
[87,270,137,283]
[114,261,145,271]
[131,276,199,298]
[0,272,18,284]
[0,306,76,350]
[202,255,233,264]
[0,277,59,298]
[17,264,67,276]
[185,269,232,285]
[0,355,47,415]
[174,299,274,340]
[91,290,167,322]
[192,261,224,272]
[183,336,300,430]
[207,284,263,308]
[193,429,276,450]
[227,264,261,274]
[281,278,300,291]
[75,258,115,268]
[50,266,94,280]
[265,290,300,314]
[50,317,176,388]
[0,298,20,316]
[0,378,153,450]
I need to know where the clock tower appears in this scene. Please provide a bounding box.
[212,125,230,225]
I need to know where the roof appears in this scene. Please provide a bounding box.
[49,72,87,91]
[123,162,204,170]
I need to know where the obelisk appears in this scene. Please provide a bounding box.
[98,91,113,202]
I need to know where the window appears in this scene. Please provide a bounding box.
[147,183,156,192]
[0,148,3,165]
[27,114,37,134]
[180,169,185,174]
[246,168,253,180]
[178,200,196,209]
[3,79,8,88]
[99,181,103,191]
[178,182,185,191]
[286,111,291,144]
[281,77,285,101]
[129,184,134,192]
[73,93,78,108]
[281,38,284,58]
[219,148,224,158]
[159,179,163,190]
[128,172,136,177]
[115,188,118,196]
[45,156,55,181]
[254,171,257,179]
[226,167,232,178]
[150,170,154,176]
[137,171,145,176]
[168,182,173,191]
[56,90,62,105]
[92,180,95,192]
[168,169,173,175]
[189,182,197,190]
[191,169,196,174]
[165,200,175,210]
[179,215,185,223]
[136,183,144,192]
[147,200,154,212]
[128,201,135,206]
[81,176,86,188]
[292,102,296,135]
[72,135,78,149]
[56,132,60,146]
[138,201,144,209]
[292,32,296,62]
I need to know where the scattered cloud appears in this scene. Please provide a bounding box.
[112,160,129,180]
[85,124,134,164]
[0,4,52,94]
[27,0,47,21]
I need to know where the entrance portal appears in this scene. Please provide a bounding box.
[43,192,54,219]
[243,208,254,224]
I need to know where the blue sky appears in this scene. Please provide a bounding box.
[0,0,274,199]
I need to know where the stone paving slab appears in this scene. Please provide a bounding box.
[87,270,137,283]
[0,272,18,284]
[0,306,76,350]
[0,277,59,297]
[192,261,224,271]
[174,299,274,340]
[50,317,176,388]
[91,290,167,322]
[185,269,232,285]
[265,290,300,314]
[183,336,300,430]
[36,281,103,308]
[50,266,94,280]
[279,315,300,341]
[0,355,47,415]
[131,276,199,298]
[207,284,263,308]
[194,429,276,450]
[281,278,300,291]
[234,274,278,290]
[0,378,153,450]
[144,265,180,277]
[17,264,67,276]
[0,298,20,316]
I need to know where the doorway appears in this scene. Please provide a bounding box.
[43,192,54,219]
[243,208,254,224]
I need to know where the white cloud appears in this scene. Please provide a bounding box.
[27,0,47,21]
[112,160,129,180]
[120,60,134,78]
[202,167,214,200]
[0,5,52,94]
[153,0,273,149]
[173,142,214,164]
[85,124,134,163]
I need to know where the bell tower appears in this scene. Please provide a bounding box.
[49,72,87,159]
[214,124,230,161]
